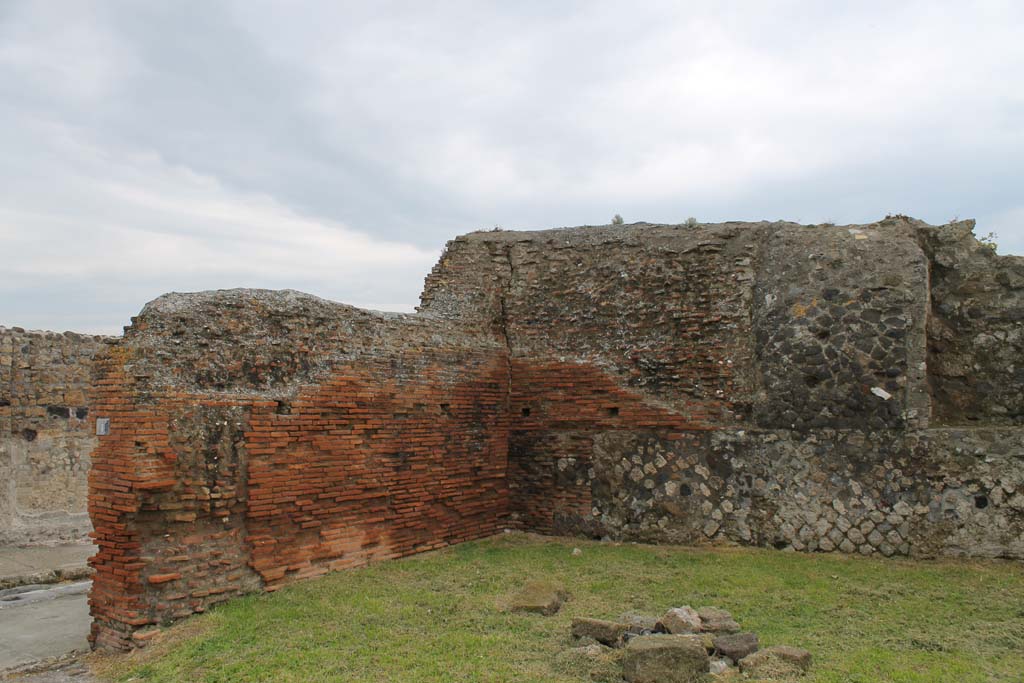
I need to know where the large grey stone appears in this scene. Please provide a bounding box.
[621,634,710,683]
[698,606,741,633]
[713,631,759,660]
[658,606,702,634]
[620,612,660,634]
[571,617,629,646]
[507,580,567,615]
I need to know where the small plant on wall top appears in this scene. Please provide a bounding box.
[978,231,998,252]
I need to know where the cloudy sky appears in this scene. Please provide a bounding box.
[1,1,1021,334]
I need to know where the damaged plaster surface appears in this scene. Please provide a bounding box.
[1,329,116,546]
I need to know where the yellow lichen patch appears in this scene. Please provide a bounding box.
[790,299,817,318]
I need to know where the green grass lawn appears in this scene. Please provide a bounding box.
[97,533,1024,682]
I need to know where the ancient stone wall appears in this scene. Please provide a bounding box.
[422,219,1022,558]
[920,223,1024,425]
[84,217,1024,647]
[87,290,510,649]
[0,327,114,545]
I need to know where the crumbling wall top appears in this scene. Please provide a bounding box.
[120,288,504,396]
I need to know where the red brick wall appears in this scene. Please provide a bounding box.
[87,292,511,648]
[245,354,509,588]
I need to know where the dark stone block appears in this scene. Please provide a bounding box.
[46,405,71,418]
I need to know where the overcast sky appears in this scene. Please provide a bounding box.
[1,1,1022,334]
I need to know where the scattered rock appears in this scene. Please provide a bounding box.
[622,634,710,683]
[620,612,660,635]
[698,607,741,633]
[507,580,568,615]
[568,605,808,682]
[713,631,759,660]
[658,606,702,634]
[709,658,732,675]
[571,617,630,646]
[678,632,716,652]
[740,645,812,678]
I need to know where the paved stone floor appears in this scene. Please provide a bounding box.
[4,660,96,682]
[0,543,95,679]
[0,582,92,674]
[0,545,94,591]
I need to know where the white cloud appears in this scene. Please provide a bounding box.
[0,115,437,332]
[0,2,138,103]
[0,0,1022,333]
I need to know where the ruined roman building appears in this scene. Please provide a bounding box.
[1,328,115,545]
[2,216,1022,648]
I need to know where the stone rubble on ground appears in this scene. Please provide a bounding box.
[708,658,731,675]
[621,634,709,683]
[658,606,703,634]
[712,631,759,660]
[563,604,811,680]
[696,606,741,634]
[620,612,660,637]
[507,580,569,616]
[571,617,631,647]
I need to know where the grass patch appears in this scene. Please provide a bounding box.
[95,533,1024,682]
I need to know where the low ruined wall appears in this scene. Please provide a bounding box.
[85,217,1024,647]
[0,327,114,545]
[87,290,510,649]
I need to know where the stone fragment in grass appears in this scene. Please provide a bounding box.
[618,614,659,630]
[570,643,607,657]
[698,606,741,633]
[620,612,659,635]
[709,658,732,675]
[713,631,759,660]
[571,617,630,646]
[739,645,812,678]
[621,634,710,683]
[507,580,568,615]
[657,606,702,633]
